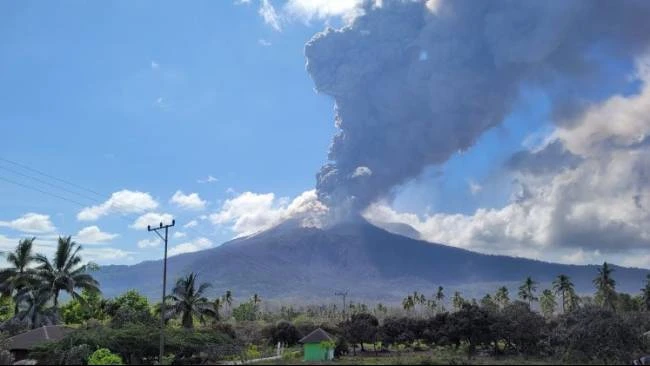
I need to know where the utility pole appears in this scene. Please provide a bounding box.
[335,291,348,320]
[148,219,175,364]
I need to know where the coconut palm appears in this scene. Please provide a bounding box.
[553,274,577,313]
[518,276,539,307]
[540,289,557,318]
[594,262,617,311]
[435,286,445,312]
[452,291,465,311]
[223,290,233,311]
[213,297,223,321]
[480,294,498,312]
[0,238,36,313]
[15,287,58,329]
[494,286,510,309]
[402,295,415,312]
[641,274,650,312]
[166,273,216,328]
[33,236,100,307]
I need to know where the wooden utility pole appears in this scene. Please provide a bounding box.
[148,219,175,364]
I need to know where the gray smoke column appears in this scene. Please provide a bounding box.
[305,0,650,219]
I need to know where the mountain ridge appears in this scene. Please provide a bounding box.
[95,220,649,302]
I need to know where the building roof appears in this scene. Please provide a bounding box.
[299,328,334,344]
[7,326,73,351]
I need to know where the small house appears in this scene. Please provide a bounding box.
[6,325,73,361]
[299,328,335,362]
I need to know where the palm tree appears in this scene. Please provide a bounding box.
[540,289,557,318]
[166,273,216,328]
[494,286,510,309]
[33,236,100,307]
[480,294,498,312]
[213,298,223,321]
[594,262,617,311]
[435,286,445,312]
[411,291,425,313]
[553,274,577,313]
[15,287,57,329]
[641,274,650,312]
[402,295,414,312]
[426,299,437,312]
[452,291,465,312]
[375,303,387,315]
[0,238,36,313]
[518,276,538,307]
[222,290,233,313]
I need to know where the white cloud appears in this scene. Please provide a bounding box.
[183,220,198,228]
[259,0,282,31]
[209,190,328,237]
[83,247,133,264]
[169,191,207,210]
[130,212,174,230]
[151,61,160,70]
[0,213,56,233]
[75,226,118,244]
[197,175,218,184]
[173,231,187,239]
[352,166,372,178]
[137,238,160,249]
[77,190,159,221]
[258,39,272,47]
[0,233,55,253]
[168,237,213,256]
[284,0,365,22]
[365,59,650,263]
[468,180,483,195]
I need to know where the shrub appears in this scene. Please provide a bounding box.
[88,348,123,365]
[262,320,300,346]
[64,344,92,365]
[211,322,237,339]
[334,337,349,357]
[30,324,236,365]
[109,308,156,329]
[553,305,642,364]
[244,344,261,360]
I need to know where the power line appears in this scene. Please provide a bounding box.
[0,163,100,204]
[0,157,105,198]
[0,175,89,208]
[0,157,216,240]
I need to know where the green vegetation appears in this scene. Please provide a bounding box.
[1,237,650,364]
[88,348,123,365]
[165,273,215,329]
[0,236,100,330]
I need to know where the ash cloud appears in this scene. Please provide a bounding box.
[305,0,650,218]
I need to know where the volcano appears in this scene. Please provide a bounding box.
[95,220,649,302]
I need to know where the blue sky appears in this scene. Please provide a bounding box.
[0,1,341,263]
[1,0,648,268]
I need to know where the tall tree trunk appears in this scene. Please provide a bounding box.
[183,311,193,329]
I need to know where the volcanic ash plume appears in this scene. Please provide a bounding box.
[305,0,650,219]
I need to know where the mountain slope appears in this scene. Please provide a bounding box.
[95,220,649,302]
